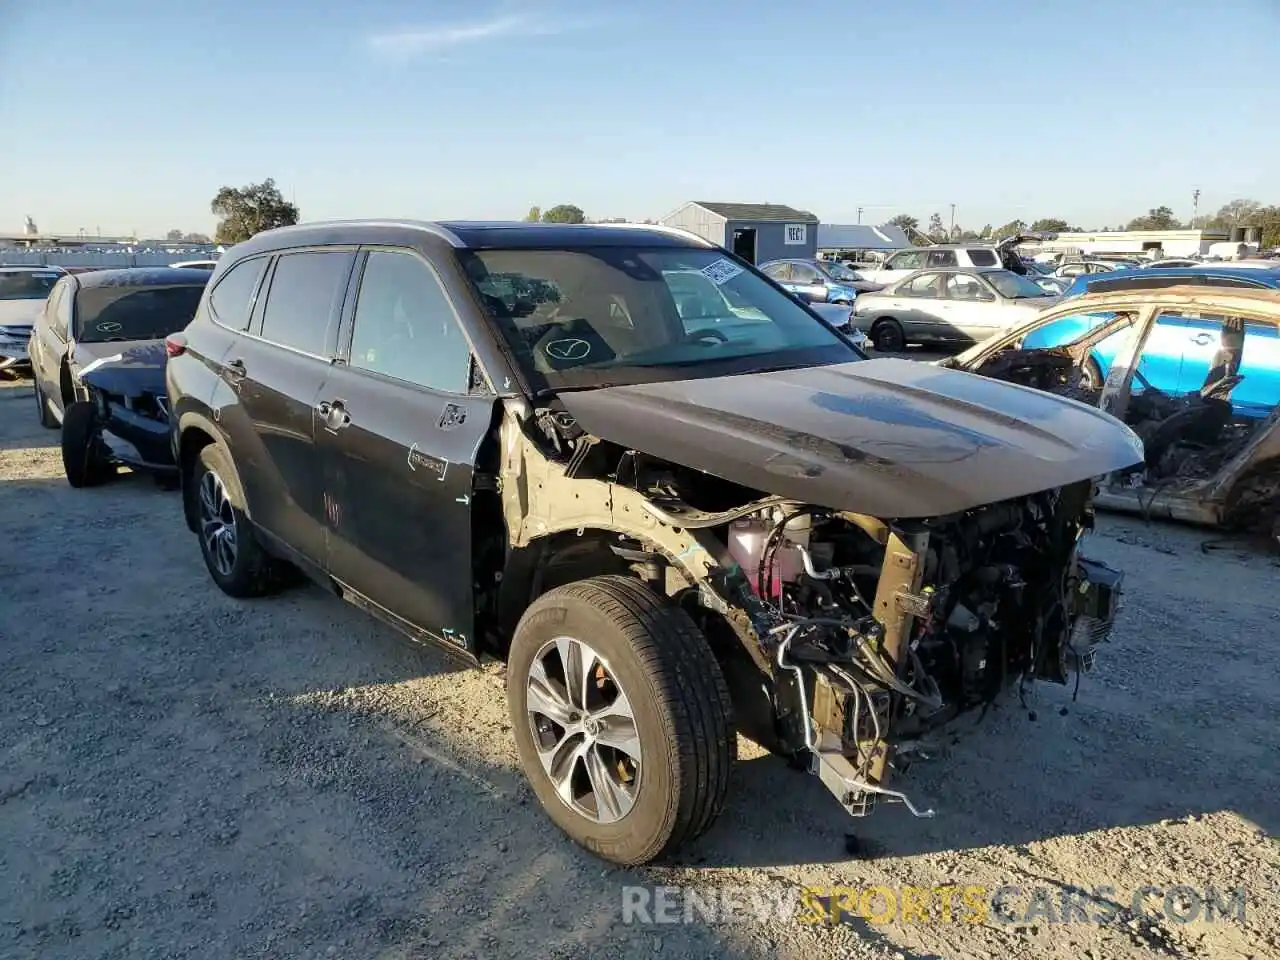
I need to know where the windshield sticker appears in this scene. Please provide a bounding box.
[700,258,744,286]
[32,272,60,279]
[545,338,591,362]
[96,321,123,333]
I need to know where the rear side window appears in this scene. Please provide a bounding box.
[762,262,791,281]
[966,249,998,266]
[208,257,267,329]
[348,251,470,393]
[926,250,957,268]
[259,251,354,356]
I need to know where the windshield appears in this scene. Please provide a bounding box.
[986,270,1054,299]
[75,284,207,342]
[461,246,861,391]
[819,261,860,282]
[0,271,61,301]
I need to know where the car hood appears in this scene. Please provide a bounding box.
[557,359,1144,518]
[0,300,44,329]
[73,339,167,396]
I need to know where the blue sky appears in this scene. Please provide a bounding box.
[2,0,1277,237]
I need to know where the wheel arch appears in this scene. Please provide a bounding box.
[176,412,245,533]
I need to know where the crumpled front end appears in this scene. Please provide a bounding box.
[706,480,1124,820]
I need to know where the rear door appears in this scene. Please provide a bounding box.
[217,248,356,567]
[942,271,1000,339]
[318,247,495,657]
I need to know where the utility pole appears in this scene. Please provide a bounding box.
[856,207,863,224]
[1192,188,1201,228]
[949,203,956,235]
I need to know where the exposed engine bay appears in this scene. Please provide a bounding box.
[505,406,1125,821]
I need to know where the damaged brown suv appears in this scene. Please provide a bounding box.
[166,221,1142,865]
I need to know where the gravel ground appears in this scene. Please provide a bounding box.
[1,376,1277,960]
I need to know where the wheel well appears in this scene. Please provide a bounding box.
[178,427,216,532]
[59,360,75,407]
[487,529,669,659]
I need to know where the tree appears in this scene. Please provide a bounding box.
[1030,218,1069,233]
[524,206,541,222]
[1126,206,1181,231]
[185,232,211,244]
[1206,198,1261,229]
[993,219,1027,240]
[887,214,918,232]
[166,228,185,241]
[540,204,586,224]
[927,212,945,240]
[210,178,299,245]
[979,224,993,240]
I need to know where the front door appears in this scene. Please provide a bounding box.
[318,248,495,657]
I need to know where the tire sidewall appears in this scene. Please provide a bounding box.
[61,401,106,487]
[507,593,679,862]
[872,318,905,352]
[194,443,258,593]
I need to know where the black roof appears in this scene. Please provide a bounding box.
[230,219,714,257]
[72,267,213,289]
[692,202,819,223]
[439,221,710,249]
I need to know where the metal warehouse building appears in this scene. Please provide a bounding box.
[660,201,818,263]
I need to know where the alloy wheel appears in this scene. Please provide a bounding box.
[198,468,237,577]
[525,636,641,824]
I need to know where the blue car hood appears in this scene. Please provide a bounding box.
[75,339,168,397]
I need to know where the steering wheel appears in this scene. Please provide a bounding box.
[681,328,729,345]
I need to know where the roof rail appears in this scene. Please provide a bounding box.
[595,222,715,246]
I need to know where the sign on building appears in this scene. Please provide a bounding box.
[784,223,807,245]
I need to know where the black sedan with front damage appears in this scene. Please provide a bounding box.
[26,267,210,486]
[166,221,1142,866]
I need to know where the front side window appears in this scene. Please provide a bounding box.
[927,249,957,268]
[0,270,61,301]
[258,250,354,356]
[74,283,208,342]
[945,273,993,301]
[208,257,267,330]
[821,261,862,282]
[460,246,859,391]
[349,251,470,394]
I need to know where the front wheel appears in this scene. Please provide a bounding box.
[871,317,906,352]
[61,401,114,487]
[507,576,735,865]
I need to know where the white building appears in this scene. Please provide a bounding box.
[1031,229,1252,259]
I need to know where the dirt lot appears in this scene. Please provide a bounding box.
[2,377,1277,960]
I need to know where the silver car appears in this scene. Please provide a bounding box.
[853,267,1058,351]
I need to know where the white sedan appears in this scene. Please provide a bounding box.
[853,267,1059,351]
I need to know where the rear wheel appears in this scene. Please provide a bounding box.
[34,379,57,429]
[61,401,114,487]
[507,576,735,865]
[191,443,284,597]
[871,317,906,352]
[1080,356,1104,391]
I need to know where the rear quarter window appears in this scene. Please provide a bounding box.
[208,257,268,330]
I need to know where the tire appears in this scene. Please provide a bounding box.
[871,318,906,352]
[34,379,57,429]
[507,575,735,865]
[61,401,114,487]
[1080,356,1104,390]
[190,442,283,598]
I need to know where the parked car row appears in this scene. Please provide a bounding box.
[22,220,1139,867]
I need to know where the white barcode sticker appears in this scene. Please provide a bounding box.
[700,258,744,286]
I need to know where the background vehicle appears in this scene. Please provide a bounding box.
[944,287,1280,538]
[1061,265,1280,300]
[28,267,210,430]
[853,266,1059,350]
[170,259,219,270]
[862,233,1052,287]
[0,265,65,376]
[1031,275,1071,295]
[1144,257,1204,269]
[167,220,1133,866]
[759,258,879,302]
[1054,259,1123,278]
